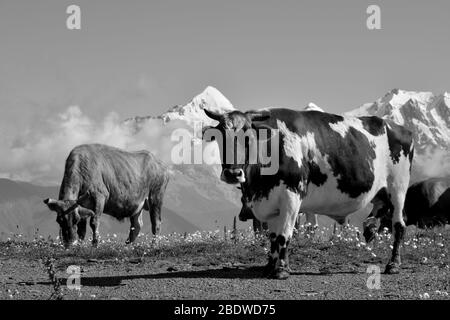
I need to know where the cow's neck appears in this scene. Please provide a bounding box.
[242,140,314,202]
[242,163,284,202]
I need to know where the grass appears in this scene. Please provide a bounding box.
[1,224,448,270]
[0,224,448,300]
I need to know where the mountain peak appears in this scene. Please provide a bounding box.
[124,86,235,128]
[347,89,450,152]
[304,102,324,112]
[190,86,234,114]
[156,86,234,126]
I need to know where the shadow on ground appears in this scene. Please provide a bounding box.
[33,266,365,287]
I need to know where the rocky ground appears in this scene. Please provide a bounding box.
[0,226,448,300]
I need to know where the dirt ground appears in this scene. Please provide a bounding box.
[1,228,449,300]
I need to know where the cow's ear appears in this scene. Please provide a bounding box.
[43,198,54,205]
[77,207,95,218]
[44,198,60,212]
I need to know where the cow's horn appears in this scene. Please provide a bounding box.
[204,108,223,121]
[44,198,55,205]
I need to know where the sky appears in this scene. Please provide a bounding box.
[0,0,449,182]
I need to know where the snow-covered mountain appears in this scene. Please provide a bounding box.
[304,102,324,112]
[347,88,450,182]
[125,86,235,129]
[347,89,450,153]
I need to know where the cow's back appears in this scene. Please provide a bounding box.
[270,110,384,204]
[250,108,412,217]
[59,144,166,215]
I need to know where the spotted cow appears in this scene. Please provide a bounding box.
[364,177,450,242]
[203,108,414,279]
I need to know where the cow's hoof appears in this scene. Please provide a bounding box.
[270,268,290,280]
[384,263,401,274]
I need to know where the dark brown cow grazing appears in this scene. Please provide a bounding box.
[364,177,450,242]
[44,144,169,247]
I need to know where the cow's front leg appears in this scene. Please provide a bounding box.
[265,189,301,280]
[89,217,99,247]
[126,212,143,244]
[77,218,88,241]
[90,197,104,247]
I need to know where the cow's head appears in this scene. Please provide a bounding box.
[202,109,272,184]
[43,193,94,247]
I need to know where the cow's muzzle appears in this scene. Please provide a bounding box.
[239,205,255,222]
[221,168,245,184]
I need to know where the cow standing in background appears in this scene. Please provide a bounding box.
[203,108,414,279]
[44,144,169,247]
[364,177,450,242]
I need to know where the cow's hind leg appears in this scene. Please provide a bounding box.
[264,189,301,280]
[385,179,409,274]
[148,196,163,235]
[305,212,318,235]
[126,212,143,244]
[148,178,168,236]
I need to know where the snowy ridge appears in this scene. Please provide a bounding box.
[347,89,450,152]
[124,86,234,129]
[304,102,324,112]
[160,86,235,126]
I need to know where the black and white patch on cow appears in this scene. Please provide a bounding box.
[203,107,414,279]
[44,144,169,247]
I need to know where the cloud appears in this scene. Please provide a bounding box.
[412,146,450,182]
[0,106,217,185]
